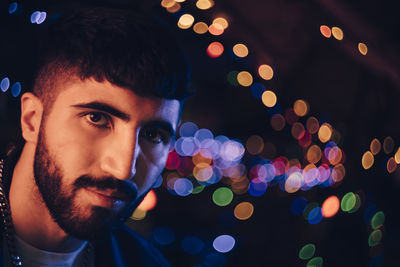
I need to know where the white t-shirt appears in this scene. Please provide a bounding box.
[2,235,93,267]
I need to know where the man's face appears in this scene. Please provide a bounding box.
[33,77,180,240]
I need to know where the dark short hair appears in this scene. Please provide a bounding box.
[33,7,191,110]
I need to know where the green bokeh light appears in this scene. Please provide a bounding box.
[368,229,382,247]
[371,211,385,229]
[192,185,205,194]
[299,244,316,260]
[348,193,361,213]
[306,257,323,267]
[303,202,319,220]
[212,187,234,206]
[341,192,356,212]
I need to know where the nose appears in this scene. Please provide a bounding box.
[99,130,139,180]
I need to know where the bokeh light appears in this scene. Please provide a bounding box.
[161,0,176,8]
[370,138,381,155]
[371,211,385,229]
[178,14,195,29]
[303,202,318,220]
[395,147,400,163]
[318,123,332,143]
[213,17,229,29]
[383,136,394,154]
[234,202,254,220]
[212,187,233,206]
[271,114,286,131]
[237,71,253,87]
[306,257,323,267]
[196,0,214,10]
[207,42,224,58]
[258,64,274,80]
[136,189,157,211]
[193,22,208,34]
[306,117,319,134]
[11,82,21,97]
[299,244,315,260]
[368,229,382,247]
[285,172,303,193]
[387,157,397,173]
[262,90,277,107]
[181,236,204,255]
[332,26,344,40]
[307,145,322,164]
[233,44,249,58]
[166,3,181,13]
[320,25,331,38]
[362,151,374,169]
[341,192,356,212]
[246,135,264,155]
[291,122,305,140]
[1,77,10,92]
[291,197,307,215]
[213,235,235,253]
[8,2,18,14]
[208,23,224,36]
[130,208,147,220]
[358,42,368,55]
[179,121,199,137]
[321,195,340,218]
[308,207,323,224]
[293,99,309,116]
[30,11,46,24]
[174,178,194,196]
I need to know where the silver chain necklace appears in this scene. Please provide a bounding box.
[0,159,93,267]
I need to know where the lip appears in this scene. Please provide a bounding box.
[84,188,122,209]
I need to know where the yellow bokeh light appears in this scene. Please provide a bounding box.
[161,0,176,8]
[270,114,285,131]
[358,42,368,55]
[192,150,212,166]
[258,64,274,80]
[196,0,214,10]
[395,147,400,164]
[246,135,264,155]
[383,136,394,154]
[237,71,253,87]
[370,138,381,155]
[362,151,374,170]
[318,123,332,143]
[307,145,322,164]
[178,14,194,29]
[213,17,228,29]
[193,22,208,34]
[131,208,147,220]
[285,172,303,193]
[233,43,249,58]
[175,0,186,2]
[387,157,397,173]
[332,26,344,40]
[293,99,309,117]
[167,3,181,13]
[208,23,224,36]
[193,163,213,181]
[306,117,319,134]
[262,90,277,107]
[234,202,254,220]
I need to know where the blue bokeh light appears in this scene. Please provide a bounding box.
[291,197,307,215]
[8,2,18,14]
[308,207,323,224]
[250,83,266,99]
[181,236,204,255]
[179,121,198,137]
[174,178,193,196]
[195,128,214,142]
[213,235,235,253]
[30,11,41,24]
[248,180,267,197]
[11,82,21,97]
[1,77,10,92]
[152,227,175,245]
[37,12,47,24]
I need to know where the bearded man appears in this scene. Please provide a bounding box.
[0,6,190,267]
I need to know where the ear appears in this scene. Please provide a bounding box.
[20,92,43,144]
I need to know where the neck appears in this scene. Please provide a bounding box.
[8,143,85,252]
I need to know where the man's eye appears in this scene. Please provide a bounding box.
[84,112,110,128]
[141,128,168,144]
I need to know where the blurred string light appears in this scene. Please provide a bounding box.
[196,0,214,10]
[178,14,195,29]
[306,257,323,267]
[208,22,224,36]
[11,82,21,97]
[207,42,224,58]
[237,71,253,87]
[320,25,331,38]
[193,22,208,34]
[261,90,277,107]
[258,64,274,80]
[234,202,254,220]
[232,44,249,58]
[8,2,18,14]
[213,17,229,30]
[362,137,399,173]
[299,244,315,260]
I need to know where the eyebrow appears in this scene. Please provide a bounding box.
[71,101,130,121]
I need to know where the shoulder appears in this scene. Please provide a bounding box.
[113,225,171,267]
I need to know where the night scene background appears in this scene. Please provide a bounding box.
[1,0,400,266]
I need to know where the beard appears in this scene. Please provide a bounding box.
[33,130,139,241]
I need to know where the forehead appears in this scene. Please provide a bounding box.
[48,77,181,125]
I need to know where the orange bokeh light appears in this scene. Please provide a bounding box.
[322,195,340,218]
[137,189,157,211]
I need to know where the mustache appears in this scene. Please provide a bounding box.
[73,175,138,202]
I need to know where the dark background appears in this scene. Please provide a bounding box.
[1,0,399,266]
